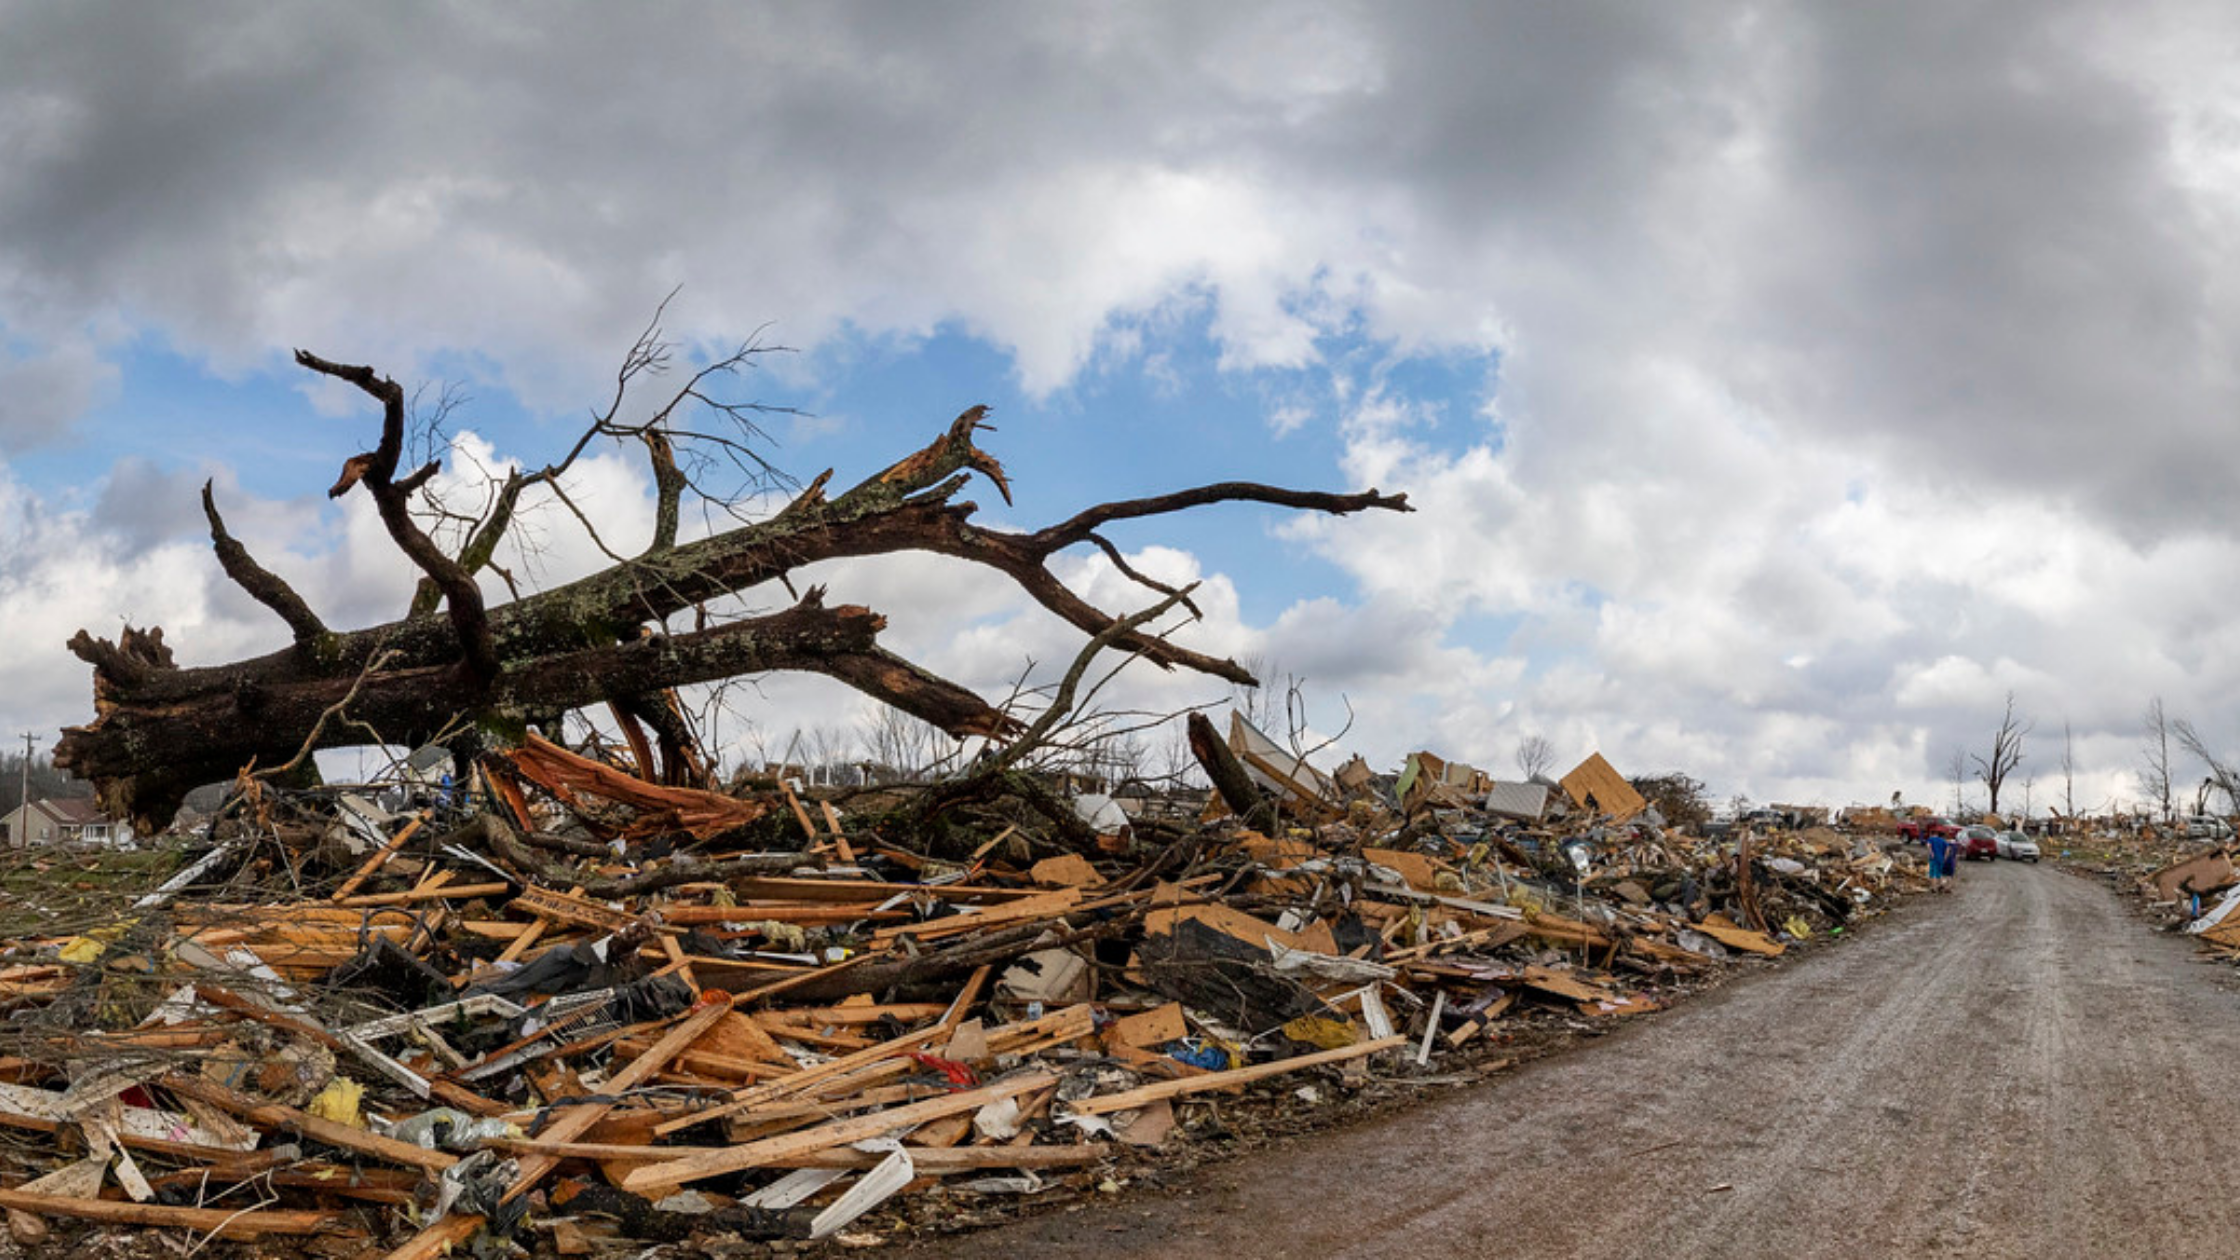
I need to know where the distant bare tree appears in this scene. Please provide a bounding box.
[2061,720,2077,821]
[2142,698,2176,823]
[1948,747,1970,817]
[1229,653,1287,734]
[1972,692,2031,817]
[2173,718,2240,815]
[860,706,947,784]
[789,725,856,788]
[1153,717,1204,789]
[1515,735,1555,780]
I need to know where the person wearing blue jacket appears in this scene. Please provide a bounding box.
[1923,830,1957,892]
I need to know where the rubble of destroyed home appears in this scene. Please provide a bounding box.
[0,712,1933,1257]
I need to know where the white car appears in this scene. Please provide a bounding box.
[1994,830,2040,863]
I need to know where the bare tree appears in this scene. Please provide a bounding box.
[1948,746,1970,817]
[2060,719,2077,821]
[2173,718,2240,815]
[1971,692,2031,817]
[860,706,947,784]
[1515,734,1555,781]
[2142,698,2176,823]
[1228,653,1287,734]
[56,319,1410,832]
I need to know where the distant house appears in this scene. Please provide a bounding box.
[0,798,134,848]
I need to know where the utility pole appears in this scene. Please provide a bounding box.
[14,732,34,846]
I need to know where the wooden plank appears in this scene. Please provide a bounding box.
[727,876,1048,904]
[1106,1002,1187,1050]
[1028,854,1101,888]
[1362,847,1445,892]
[622,1070,1057,1193]
[820,800,856,863]
[336,880,511,908]
[1691,919,1786,957]
[512,886,637,933]
[1067,1036,1406,1116]
[0,1188,353,1239]
[870,887,1083,946]
[329,813,429,902]
[485,1136,1103,1170]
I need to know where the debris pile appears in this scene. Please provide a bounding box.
[0,722,1924,1255]
[2135,837,2240,955]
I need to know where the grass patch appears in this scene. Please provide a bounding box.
[0,843,187,939]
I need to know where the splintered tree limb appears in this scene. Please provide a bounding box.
[1188,709,1275,829]
[898,589,1192,849]
[59,348,1411,832]
[202,482,328,643]
[1036,481,1411,551]
[296,348,501,681]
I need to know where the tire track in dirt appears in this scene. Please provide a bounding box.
[894,861,2240,1259]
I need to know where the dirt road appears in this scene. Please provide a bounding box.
[899,860,2240,1259]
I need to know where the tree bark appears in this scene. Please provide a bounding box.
[1188,710,1275,830]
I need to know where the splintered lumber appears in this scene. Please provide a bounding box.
[0,1081,256,1153]
[650,1023,951,1137]
[726,877,1049,904]
[1067,1036,1408,1116]
[1692,918,1785,957]
[329,812,429,901]
[512,885,641,933]
[870,887,1083,945]
[509,733,769,838]
[652,1003,1096,1141]
[334,879,511,907]
[623,1070,1059,1193]
[161,1074,459,1174]
[0,1188,355,1240]
[382,995,733,1260]
[486,1137,1105,1170]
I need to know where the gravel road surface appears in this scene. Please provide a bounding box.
[898,860,2240,1258]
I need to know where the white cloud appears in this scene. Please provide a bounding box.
[0,336,116,451]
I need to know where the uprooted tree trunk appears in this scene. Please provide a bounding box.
[58,333,1410,834]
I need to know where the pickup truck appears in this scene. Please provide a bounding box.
[1895,816,1960,844]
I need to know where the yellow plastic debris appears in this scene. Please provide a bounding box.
[57,920,136,965]
[1279,1015,1361,1051]
[1783,915,1813,940]
[305,1077,365,1129]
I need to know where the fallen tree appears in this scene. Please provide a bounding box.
[58,322,1410,833]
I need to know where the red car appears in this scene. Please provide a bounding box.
[1896,816,1960,844]
[1956,824,1999,861]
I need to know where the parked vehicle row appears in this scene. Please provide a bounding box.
[1895,816,1960,843]
[1893,816,2041,862]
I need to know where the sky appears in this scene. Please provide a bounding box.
[5,0,2240,816]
